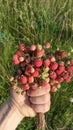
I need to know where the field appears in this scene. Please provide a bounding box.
[0,0,73,130]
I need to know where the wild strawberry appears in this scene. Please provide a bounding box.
[60,50,67,57]
[58,65,65,72]
[36,68,40,72]
[31,83,38,90]
[40,81,50,88]
[12,54,20,65]
[44,59,50,66]
[58,61,64,66]
[56,69,63,75]
[49,56,56,62]
[51,86,57,92]
[49,71,57,80]
[10,76,14,82]
[45,42,51,48]
[45,77,50,82]
[62,72,69,79]
[70,59,73,65]
[36,49,45,58]
[50,80,58,86]
[70,72,73,77]
[19,56,25,62]
[27,76,34,83]
[26,47,31,53]
[20,75,27,84]
[43,67,50,72]
[15,51,22,56]
[66,66,73,72]
[55,50,61,56]
[19,44,25,51]
[25,71,30,76]
[50,62,58,70]
[32,70,39,77]
[36,44,42,50]
[65,77,71,83]
[34,59,43,67]
[30,45,36,51]
[56,83,61,89]
[22,84,29,90]
[56,77,63,83]
[26,65,35,73]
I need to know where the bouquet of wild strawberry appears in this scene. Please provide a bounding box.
[10,42,73,130]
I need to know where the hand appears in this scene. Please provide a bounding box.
[10,85,51,118]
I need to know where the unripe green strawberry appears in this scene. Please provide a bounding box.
[36,44,42,50]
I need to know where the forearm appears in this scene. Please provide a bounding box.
[0,98,24,130]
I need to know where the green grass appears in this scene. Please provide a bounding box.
[0,0,73,130]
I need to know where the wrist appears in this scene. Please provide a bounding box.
[0,98,24,130]
[8,97,24,119]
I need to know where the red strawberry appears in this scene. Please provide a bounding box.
[56,69,63,75]
[50,62,58,70]
[26,47,31,53]
[70,60,73,65]
[58,65,65,71]
[12,54,20,65]
[31,83,38,90]
[70,72,73,77]
[32,70,39,77]
[22,84,29,90]
[51,86,57,92]
[66,66,73,72]
[36,68,40,72]
[55,50,61,56]
[62,72,69,79]
[44,59,50,66]
[49,71,57,80]
[30,45,36,51]
[65,77,71,83]
[20,75,27,84]
[60,50,67,57]
[58,61,64,66]
[25,71,30,76]
[15,51,22,56]
[35,49,45,57]
[56,77,63,83]
[40,82,50,88]
[34,59,43,67]
[27,76,34,83]
[45,42,51,48]
[19,44,25,51]
[26,65,35,73]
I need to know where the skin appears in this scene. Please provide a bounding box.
[11,85,51,116]
[0,85,51,130]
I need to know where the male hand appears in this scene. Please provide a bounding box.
[10,85,51,118]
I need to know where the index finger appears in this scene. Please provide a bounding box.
[27,84,50,97]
